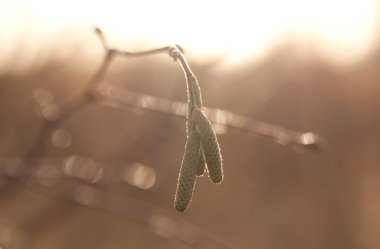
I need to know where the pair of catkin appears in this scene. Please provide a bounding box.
[170,46,223,212]
[174,107,223,212]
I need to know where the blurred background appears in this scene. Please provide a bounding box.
[1,0,380,248]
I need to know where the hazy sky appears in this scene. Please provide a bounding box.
[0,0,378,69]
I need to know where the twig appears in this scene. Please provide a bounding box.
[89,27,323,213]
[90,27,322,151]
[95,85,321,151]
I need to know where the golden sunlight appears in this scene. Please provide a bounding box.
[0,0,378,67]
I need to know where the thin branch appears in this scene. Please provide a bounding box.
[94,27,181,58]
[168,45,202,110]
[94,85,321,151]
[90,27,323,151]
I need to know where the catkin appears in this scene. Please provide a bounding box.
[174,130,201,212]
[196,147,206,176]
[192,107,223,183]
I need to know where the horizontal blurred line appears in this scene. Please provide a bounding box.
[94,84,323,151]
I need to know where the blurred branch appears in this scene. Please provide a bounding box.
[95,85,322,151]
[89,27,323,151]
[0,157,237,249]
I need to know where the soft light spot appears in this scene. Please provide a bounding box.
[300,132,317,145]
[210,109,228,135]
[63,156,103,183]
[33,88,54,106]
[51,129,72,148]
[73,185,98,206]
[274,132,291,146]
[139,96,155,109]
[36,164,60,186]
[149,213,176,238]
[297,132,322,151]
[123,163,156,189]
[41,103,60,121]
[172,102,187,116]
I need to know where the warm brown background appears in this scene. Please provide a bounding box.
[0,37,380,249]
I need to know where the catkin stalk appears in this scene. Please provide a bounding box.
[192,107,223,183]
[186,74,202,108]
[174,130,201,212]
[186,74,203,137]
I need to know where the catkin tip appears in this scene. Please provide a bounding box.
[174,130,200,212]
[197,172,205,177]
[210,174,223,184]
[175,203,186,212]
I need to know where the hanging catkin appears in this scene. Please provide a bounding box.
[170,45,224,211]
[192,107,223,183]
[174,130,201,212]
[185,73,207,178]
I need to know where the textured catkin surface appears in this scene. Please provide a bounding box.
[186,74,205,177]
[196,148,206,176]
[192,108,223,183]
[174,130,201,212]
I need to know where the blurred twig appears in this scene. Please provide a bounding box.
[0,157,238,249]
[89,27,323,151]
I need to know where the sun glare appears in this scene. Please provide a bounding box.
[0,0,378,66]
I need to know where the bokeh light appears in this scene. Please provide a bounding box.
[73,184,99,206]
[51,129,72,148]
[36,164,60,186]
[33,88,54,106]
[122,163,156,190]
[41,104,60,121]
[64,156,103,183]
[149,213,176,238]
